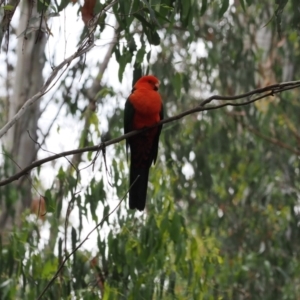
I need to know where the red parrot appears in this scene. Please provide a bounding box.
[124,75,163,211]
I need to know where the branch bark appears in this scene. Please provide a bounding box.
[0,0,20,49]
[0,0,47,232]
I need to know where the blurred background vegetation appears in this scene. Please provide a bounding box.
[1,0,300,299]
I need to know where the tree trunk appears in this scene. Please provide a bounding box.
[1,0,46,232]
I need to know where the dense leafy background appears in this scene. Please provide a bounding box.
[1,0,300,299]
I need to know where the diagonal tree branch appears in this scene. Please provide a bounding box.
[1,79,300,187]
[0,40,95,139]
[0,0,118,139]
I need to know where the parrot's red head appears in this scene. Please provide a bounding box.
[134,75,160,91]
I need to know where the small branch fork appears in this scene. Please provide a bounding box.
[0,80,300,187]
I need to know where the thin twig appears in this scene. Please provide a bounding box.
[244,124,300,156]
[36,178,134,300]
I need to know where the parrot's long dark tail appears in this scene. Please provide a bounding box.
[129,166,150,211]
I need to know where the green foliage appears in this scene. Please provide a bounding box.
[98,200,221,299]
[37,0,51,13]
[2,5,14,11]
[150,0,300,298]
[2,0,300,299]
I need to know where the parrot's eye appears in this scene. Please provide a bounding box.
[148,80,159,90]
